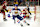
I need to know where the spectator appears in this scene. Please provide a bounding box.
[7,1,10,6]
[14,1,18,5]
[25,0,30,6]
[17,0,23,5]
[19,2,23,6]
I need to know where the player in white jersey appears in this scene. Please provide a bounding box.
[12,4,23,23]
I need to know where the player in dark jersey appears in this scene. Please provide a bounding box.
[27,5,31,15]
[0,1,8,21]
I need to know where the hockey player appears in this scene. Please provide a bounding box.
[23,8,30,19]
[0,1,8,21]
[12,4,23,23]
[22,8,30,26]
[27,5,31,15]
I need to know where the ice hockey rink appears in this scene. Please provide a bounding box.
[0,6,40,27]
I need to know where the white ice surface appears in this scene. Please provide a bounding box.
[0,13,40,27]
